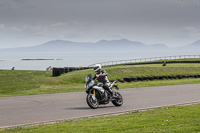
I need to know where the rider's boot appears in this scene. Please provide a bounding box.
[108,89,114,99]
[114,85,119,90]
[110,90,117,98]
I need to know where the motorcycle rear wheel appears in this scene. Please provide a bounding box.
[112,92,123,106]
[86,94,99,109]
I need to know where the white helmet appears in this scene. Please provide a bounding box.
[94,64,101,72]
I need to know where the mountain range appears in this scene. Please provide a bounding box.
[0,39,200,52]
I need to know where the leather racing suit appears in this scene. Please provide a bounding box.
[92,70,112,95]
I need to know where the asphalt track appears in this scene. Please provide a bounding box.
[0,84,200,128]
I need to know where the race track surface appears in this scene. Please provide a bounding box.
[0,84,200,128]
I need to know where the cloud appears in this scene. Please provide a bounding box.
[0,0,33,9]
[0,24,5,30]
[0,0,200,48]
[0,22,90,40]
[175,27,200,38]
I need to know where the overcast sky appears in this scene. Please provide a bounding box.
[0,0,200,48]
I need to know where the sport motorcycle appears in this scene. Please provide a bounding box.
[85,74,123,109]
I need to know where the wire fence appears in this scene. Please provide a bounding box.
[88,55,200,67]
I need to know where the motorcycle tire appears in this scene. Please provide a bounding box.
[86,94,99,109]
[112,92,123,106]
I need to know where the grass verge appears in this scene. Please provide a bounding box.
[1,61,200,97]
[1,104,200,133]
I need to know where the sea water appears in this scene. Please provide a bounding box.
[0,51,199,70]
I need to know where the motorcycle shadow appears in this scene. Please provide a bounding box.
[67,105,114,110]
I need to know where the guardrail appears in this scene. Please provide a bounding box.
[88,55,200,67]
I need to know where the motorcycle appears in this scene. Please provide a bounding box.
[85,74,123,109]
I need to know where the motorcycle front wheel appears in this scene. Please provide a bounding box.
[86,94,99,109]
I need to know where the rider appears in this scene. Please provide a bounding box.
[93,64,113,97]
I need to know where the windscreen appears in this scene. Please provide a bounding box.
[85,74,92,83]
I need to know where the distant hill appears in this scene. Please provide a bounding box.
[178,40,200,52]
[0,39,199,52]
[188,40,200,47]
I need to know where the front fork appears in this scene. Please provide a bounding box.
[89,89,96,96]
[89,89,96,100]
[93,89,95,96]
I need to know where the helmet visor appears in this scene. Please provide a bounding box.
[94,66,99,72]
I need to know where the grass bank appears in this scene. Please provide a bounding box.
[1,59,200,97]
[121,58,200,65]
[1,104,200,133]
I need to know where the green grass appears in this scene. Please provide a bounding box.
[0,70,85,97]
[1,60,200,97]
[1,104,200,133]
[105,64,200,80]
